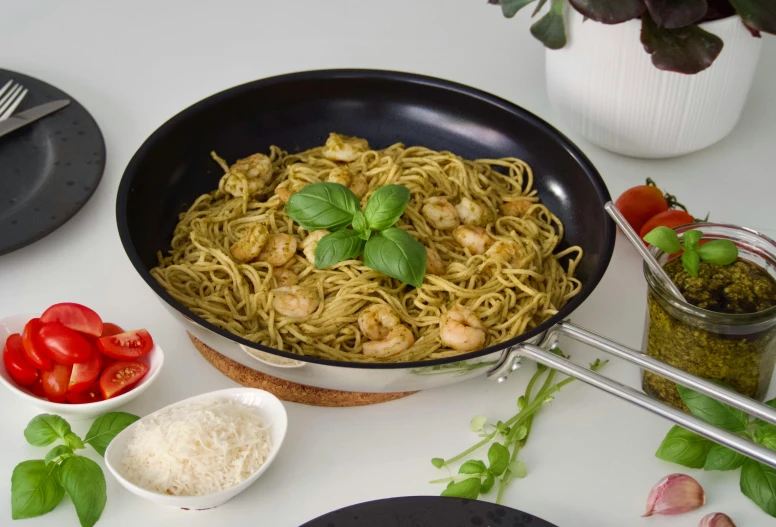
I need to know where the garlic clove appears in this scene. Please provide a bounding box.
[643,473,706,517]
[698,512,737,527]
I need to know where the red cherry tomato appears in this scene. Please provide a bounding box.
[22,318,52,371]
[640,210,696,240]
[40,303,103,337]
[38,323,95,364]
[41,362,72,403]
[101,323,125,337]
[99,361,149,399]
[28,377,46,398]
[3,334,39,386]
[615,184,668,234]
[97,329,154,360]
[66,384,104,404]
[69,351,102,393]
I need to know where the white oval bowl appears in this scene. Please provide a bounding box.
[0,313,164,420]
[104,387,288,510]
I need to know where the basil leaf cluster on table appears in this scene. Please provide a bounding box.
[643,227,738,277]
[285,182,427,287]
[11,412,139,527]
[655,387,776,518]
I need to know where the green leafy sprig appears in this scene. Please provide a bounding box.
[285,182,427,287]
[11,412,139,527]
[429,349,607,503]
[643,227,738,277]
[655,387,776,518]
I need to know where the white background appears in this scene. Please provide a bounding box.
[1,1,775,526]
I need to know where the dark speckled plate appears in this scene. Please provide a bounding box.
[300,497,557,527]
[0,69,105,255]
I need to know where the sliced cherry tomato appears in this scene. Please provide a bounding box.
[101,323,125,337]
[640,210,695,240]
[69,351,102,393]
[97,329,154,360]
[28,377,46,398]
[22,318,52,371]
[38,323,95,364]
[99,361,149,399]
[3,334,39,386]
[41,302,103,337]
[41,362,72,403]
[615,183,668,234]
[66,384,104,404]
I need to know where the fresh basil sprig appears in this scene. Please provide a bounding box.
[11,412,139,527]
[655,387,776,518]
[643,227,738,277]
[285,182,427,287]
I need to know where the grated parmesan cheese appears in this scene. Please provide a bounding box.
[121,397,272,496]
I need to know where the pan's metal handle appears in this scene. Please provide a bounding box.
[488,321,776,469]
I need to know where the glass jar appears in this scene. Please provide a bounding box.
[642,223,776,410]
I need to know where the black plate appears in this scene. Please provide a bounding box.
[0,69,105,255]
[117,69,614,369]
[300,496,557,527]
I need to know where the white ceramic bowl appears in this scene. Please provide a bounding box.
[0,313,164,420]
[104,388,288,510]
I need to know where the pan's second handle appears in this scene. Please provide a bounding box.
[517,343,776,470]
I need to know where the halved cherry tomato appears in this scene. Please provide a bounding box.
[97,329,153,360]
[41,302,103,337]
[3,334,38,386]
[28,377,46,398]
[99,361,149,399]
[38,323,95,364]
[615,184,668,234]
[22,318,52,371]
[640,210,695,240]
[41,362,72,403]
[69,351,102,393]
[66,383,104,404]
[101,323,125,337]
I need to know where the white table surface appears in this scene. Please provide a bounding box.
[1,1,775,526]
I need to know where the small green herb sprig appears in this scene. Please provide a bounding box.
[429,349,607,503]
[643,227,738,277]
[285,182,427,287]
[655,387,776,518]
[11,412,139,527]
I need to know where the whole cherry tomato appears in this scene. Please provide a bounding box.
[640,210,696,239]
[615,182,668,234]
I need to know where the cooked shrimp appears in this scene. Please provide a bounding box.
[501,200,533,217]
[453,225,493,255]
[272,286,319,318]
[221,153,274,198]
[221,174,265,198]
[358,304,400,341]
[456,197,493,227]
[275,180,307,203]
[301,230,330,266]
[425,245,445,276]
[272,268,298,288]
[422,197,459,231]
[328,166,368,199]
[230,224,270,263]
[363,326,415,358]
[258,234,298,266]
[440,306,487,352]
[321,132,369,162]
[485,240,521,265]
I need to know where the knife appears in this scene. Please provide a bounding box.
[0,99,71,139]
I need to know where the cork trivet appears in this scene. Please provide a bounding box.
[188,333,416,407]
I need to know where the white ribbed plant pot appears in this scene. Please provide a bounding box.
[546,10,762,158]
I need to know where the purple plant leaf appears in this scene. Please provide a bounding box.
[568,0,646,24]
[704,0,736,21]
[641,14,723,74]
[728,0,776,35]
[531,0,567,49]
[645,0,708,28]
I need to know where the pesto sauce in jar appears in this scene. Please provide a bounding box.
[643,258,776,410]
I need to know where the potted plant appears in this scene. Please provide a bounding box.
[488,0,775,158]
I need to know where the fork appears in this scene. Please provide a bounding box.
[0,80,28,121]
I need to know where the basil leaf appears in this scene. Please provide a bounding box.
[530,0,567,50]
[480,472,496,493]
[352,210,369,233]
[643,226,682,254]
[84,412,140,456]
[697,240,739,265]
[704,444,746,471]
[682,229,703,251]
[45,445,74,465]
[470,415,487,432]
[441,477,481,499]
[285,182,360,231]
[24,414,72,447]
[487,443,510,477]
[678,386,749,433]
[58,455,107,527]
[641,14,723,74]
[568,0,646,24]
[11,460,64,519]
[363,185,410,231]
[431,458,445,469]
[459,460,487,475]
[682,249,700,277]
[314,230,366,269]
[501,0,536,18]
[754,424,776,451]
[64,432,84,451]
[740,458,776,517]
[363,228,427,288]
[655,425,713,468]
[508,460,527,478]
